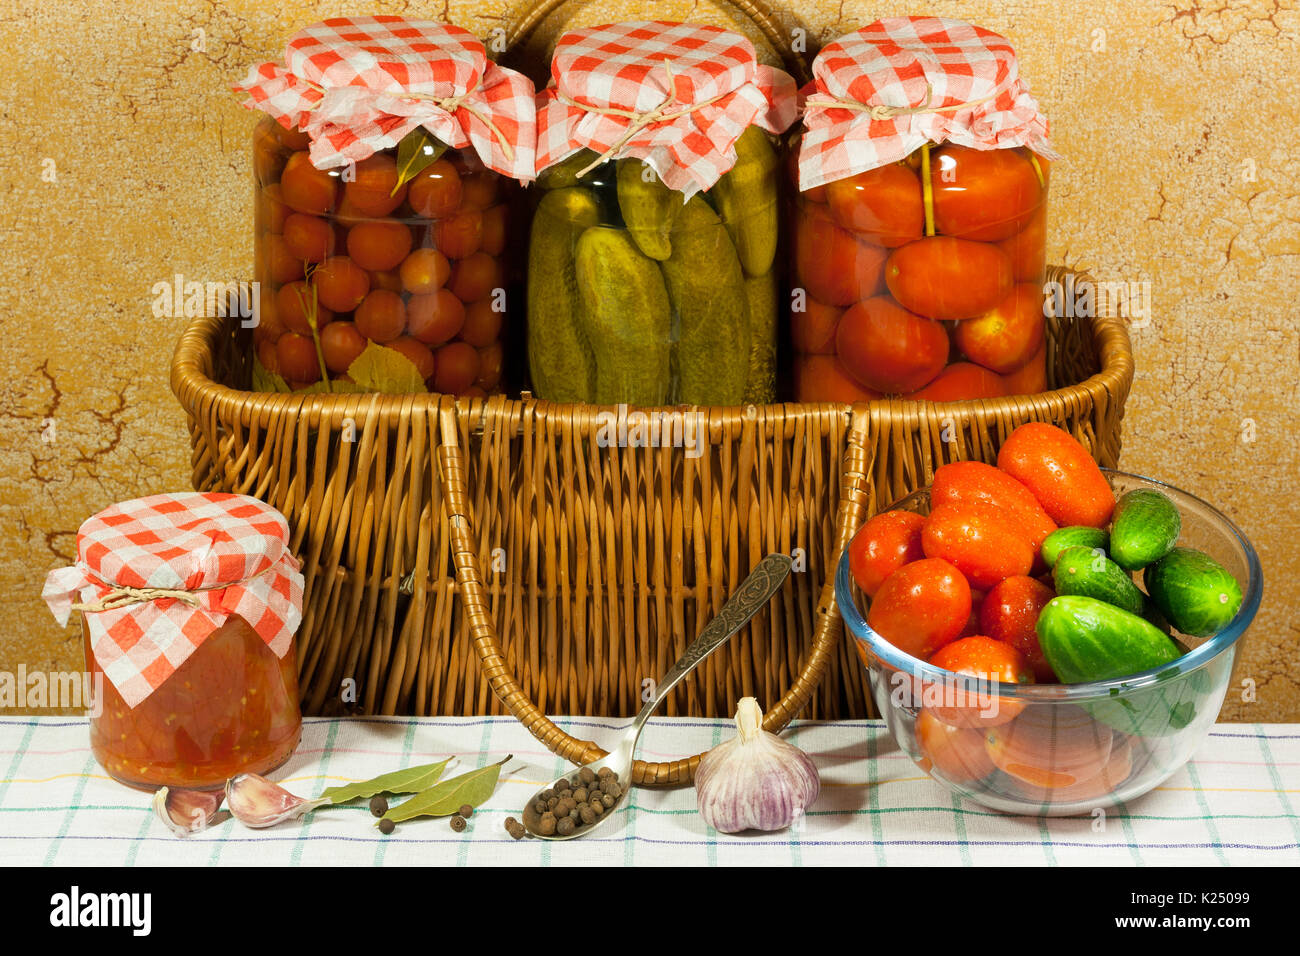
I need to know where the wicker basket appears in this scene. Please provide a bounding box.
[171,0,1135,784]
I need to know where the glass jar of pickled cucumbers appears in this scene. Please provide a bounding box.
[527,127,782,407]
[252,117,513,396]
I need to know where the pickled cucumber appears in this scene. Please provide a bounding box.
[711,126,780,277]
[527,187,603,402]
[537,149,601,190]
[617,160,681,261]
[662,196,750,405]
[742,270,777,404]
[574,227,673,405]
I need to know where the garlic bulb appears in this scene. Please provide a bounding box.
[695,697,820,833]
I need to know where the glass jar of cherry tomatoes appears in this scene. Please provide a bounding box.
[791,17,1056,404]
[42,493,305,791]
[252,118,511,396]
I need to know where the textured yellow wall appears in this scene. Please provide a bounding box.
[2,0,1296,719]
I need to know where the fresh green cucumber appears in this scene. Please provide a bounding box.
[1041,526,1110,569]
[1053,545,1145,615]
[1144,547,1243,637]
[1037,595,1183,683]
[1110,489,1181,570]
[1140,592,1173,635]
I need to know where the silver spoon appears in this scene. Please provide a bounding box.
[521,552,793,840]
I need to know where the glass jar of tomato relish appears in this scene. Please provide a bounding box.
[791,17,1056,403]
[235,17,538,396]
[43,493,305,791]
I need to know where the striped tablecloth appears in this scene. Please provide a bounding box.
[2,716,1298,866]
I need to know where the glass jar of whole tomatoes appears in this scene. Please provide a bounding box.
[791,17,1055,403]
[527,20,798,406]
[43,493,305,791]
[238,17,539,396]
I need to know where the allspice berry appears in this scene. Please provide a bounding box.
[450,814,467,833]
[458,803,474,818]
[377,818,395,835]
[369,795,388,817]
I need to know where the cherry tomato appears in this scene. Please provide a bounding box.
[916,709,996,785]
[279,151,339,216]
[931,144,1042,241]
[434,341,481,394]
[848,509,926,598]
[980,575,1057,683]
[460,172,499,210]
[930,460,1057,562]
[999,342,1048,395]
[259,183,289,234]
[904,362,1009,402]
[275,123,312,151]
[835,296,948,394]
[955,283,1046,374]
[867,558,971,660]
[400,247,452,294]
[407,289,466,346]
[790,298,843,354]
[885,237,1013,320]
[1004,736,1132,804]
[353,289,407,343]
[386,336,436,383]
[475,341,503,391]
[996,422,1116,528]
[344,154,406,218]
[927,636,1031,727]
[407,159,463,218]
[312,256,370,313]
[921,503,1035,590]
[793,355,881,402]
[256,337,280,376]
[794,204,886,306]
[347,219,413,272]
[319,321,367,375]
[449,252,503,304]
[275,332,321,383]
[985,704,1112,789]
[459,298,503,347]
[282,213,336,263]
[276,281,334,335]
[480,204,508,257]
[434,209,484,260]
[265,234,305,285]
[998,204,1048,282]
[827,162,924,247]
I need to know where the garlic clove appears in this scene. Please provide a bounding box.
[225,773,326,828]
[694,696,821,834]
[152,786,224,837]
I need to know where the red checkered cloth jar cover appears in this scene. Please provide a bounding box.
[42,493,304,708]
[234,16,537,181]
[536,20,799,196]
[798,16,1056,191]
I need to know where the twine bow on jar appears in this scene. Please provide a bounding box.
[804,78,1006,124]
[69,564,275,614]
[557,60,733,178]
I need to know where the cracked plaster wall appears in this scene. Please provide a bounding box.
[1,0,1296,719]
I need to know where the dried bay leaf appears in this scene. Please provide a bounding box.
[392,128,448,195]
[321,757,454,805]
[380,755,511,823]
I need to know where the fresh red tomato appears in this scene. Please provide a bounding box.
[790,298,843,354]
[955,283,1047,374]
[999,341,1048,396]
[916,708,996,784]
[922,502,1035,591]
[795,204,887,306]
[904,362,1009,402]
[826,162,924,247]
[985,704,1113,789]
[885,237,1013,320]
[835,296,948,393]
[996,422,1116,528]
[998,204,1048,282]
[867,558,971,660]
[931,145,1043,241]
[930,460,1058,562]
[927,636,1032,727]
[980,575,1057,682]
[793,355,881,402]
[848,510,926,598]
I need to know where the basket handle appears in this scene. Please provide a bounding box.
[505,0,812,84]
[436,404,873,786]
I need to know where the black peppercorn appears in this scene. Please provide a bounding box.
[369,795,388,817]
[377,818,395,835]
